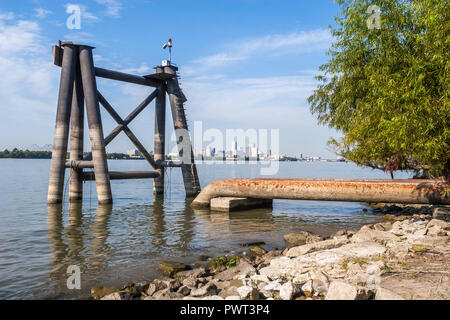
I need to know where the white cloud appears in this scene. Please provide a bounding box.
[0,12,14,20]
[185,29,332,74]
[0,16,58,148]
[96,0,122,18]
[34,8,52,19]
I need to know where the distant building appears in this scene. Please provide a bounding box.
[127,149,141,158]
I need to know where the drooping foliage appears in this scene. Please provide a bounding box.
[308,0,449,179]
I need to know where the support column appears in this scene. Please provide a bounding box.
[69,50,84,202]
[153,84,166,195]
[47,44,76,204]
[166,67,201,197]
[79,45,112,205]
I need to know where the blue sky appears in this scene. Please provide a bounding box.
[0,0,341,157]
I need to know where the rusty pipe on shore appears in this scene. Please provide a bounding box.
[191,178,450,208]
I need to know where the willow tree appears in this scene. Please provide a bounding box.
[308,0,449,180]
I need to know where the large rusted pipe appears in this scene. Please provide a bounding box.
[47,44,76,204]
[191,178,450,208]
[79,45,112,205]
[69,50,84,202]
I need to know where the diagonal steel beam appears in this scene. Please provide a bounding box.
[104,90,158,145]
[97,91,158,169]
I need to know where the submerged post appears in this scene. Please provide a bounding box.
[69,50,84,202]
[153,84,166,195]
[47,44,76,204]
[79,45,112,205]
[165,66,201,197]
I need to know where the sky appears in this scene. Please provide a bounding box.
[0,0,342,158]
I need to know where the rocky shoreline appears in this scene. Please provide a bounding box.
[91,205,450,300]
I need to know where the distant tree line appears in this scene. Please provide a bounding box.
[0,149,146,160]
[0,148,52,159]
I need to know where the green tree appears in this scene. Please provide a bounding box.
[308,0,449,180]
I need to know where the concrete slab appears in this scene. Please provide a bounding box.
[210,197,273,212]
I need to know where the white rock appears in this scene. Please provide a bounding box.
[351,226,399,244]
[285,238,349,257]
[301,280,314,297]
[263,280,282,291]
[325,281,373,300]
[279,282,298,300]
[375,287,404,300]
[225,295,241,300]
[334,241,387,259]
[237,286,259,300]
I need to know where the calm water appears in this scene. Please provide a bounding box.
[0,159,411,299]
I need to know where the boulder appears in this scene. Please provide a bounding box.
[284,232,322,248]
[249,246,267,257]
[237,286,259,300]
[325,281,373,300]
[158,261,188,277]
[375,287,404,300]
[279,281,299,300]
[146,279,168,296]
[263,280,282,291]
[351,225,399,245]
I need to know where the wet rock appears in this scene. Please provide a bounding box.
[375,287,404,300]
[174,268,205,280]
[325,281,373,300]
[121,282,146,297]
[279,281,299,300]
[249,246,267,257]
[158,261,188,278]
[190,283,218,297]
[284,232,322,248]
[91,286,120,300]
[285,237,349,257]
[100,291,131,300]
[237,286,259,300]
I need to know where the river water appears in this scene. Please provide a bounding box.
[0,159,411,299]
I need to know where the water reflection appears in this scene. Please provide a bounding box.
[89,205,113,275]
